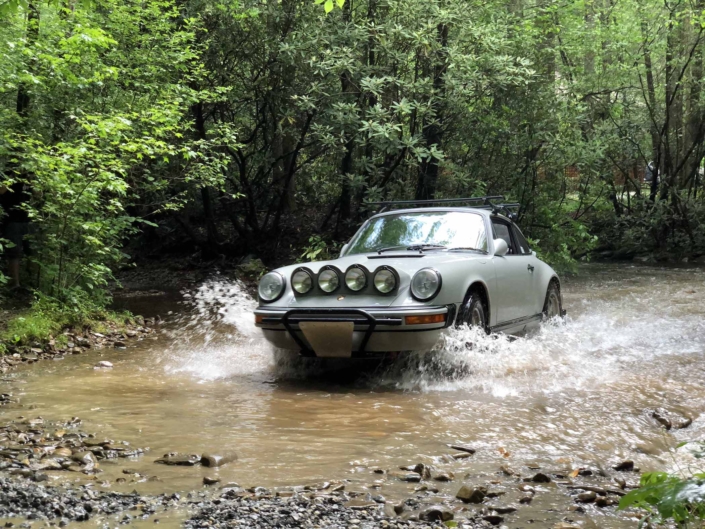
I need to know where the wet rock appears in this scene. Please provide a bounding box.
[613,476,626,489]
[155,453,200,466]
[344,498,377,509]
[432,470,454,482]
[612,460,635,472]
[482,514,504,525]
[519,495,533,504]
[456,485,486,504]
[486,489,506,498]
[568,485,606,495]
[604,487,627,497]
[203,477,221,486]
[53,447,72,457]
[201,453,237,468]
[393,471,422,483]
[576,491,597,503]
[531,472,551,483]
[490,504,517,514]
[383,502,397,518]
[419,504,453,522]
[71,451,98,470]
[499,465,516,476]
[554,524,581,529]
[449,444,476,455]
[94,361,113,369]
[596,496,616,507]
[113,341,127,349]
[651,408,692,430]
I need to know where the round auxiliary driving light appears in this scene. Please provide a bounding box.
[411,268,442,301]
[292,269,313,294]
[374,268,397,294]
[318,268,340,293]
[258,271,285,302]
[345,267,367,291]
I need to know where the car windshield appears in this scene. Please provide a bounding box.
[345,211,488,255]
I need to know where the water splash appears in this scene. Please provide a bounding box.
[159,279,277,381]
[160,268,705,396]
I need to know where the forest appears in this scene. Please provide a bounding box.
[2,0,705,314]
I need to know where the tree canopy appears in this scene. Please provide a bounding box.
[1,0,704,303]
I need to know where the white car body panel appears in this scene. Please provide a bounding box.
[254,207,563,356]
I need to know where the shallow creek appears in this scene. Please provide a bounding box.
[2,263,705,528]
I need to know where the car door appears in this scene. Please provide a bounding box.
[511,224,543,315]
[491,218,534,323]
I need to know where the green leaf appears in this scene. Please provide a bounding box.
[324,0,333,13]
[335,0,345,7]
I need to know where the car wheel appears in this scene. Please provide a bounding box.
[457,291,487,331]
[542,281,562,320]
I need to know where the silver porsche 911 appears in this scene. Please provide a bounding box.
[254,197,565,358]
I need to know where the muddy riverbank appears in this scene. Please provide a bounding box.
[1,263,704,528]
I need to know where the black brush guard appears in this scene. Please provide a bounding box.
[260,308,403,356]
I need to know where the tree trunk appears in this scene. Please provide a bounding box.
[193,101,220,256]
[16,2,39,117]
[416,22,448,200]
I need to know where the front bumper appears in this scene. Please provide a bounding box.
[254,305,455,357]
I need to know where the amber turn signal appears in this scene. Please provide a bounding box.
[255,315,264,324]
[405,314,446,325]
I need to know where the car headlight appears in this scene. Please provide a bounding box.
[345,266,367,291]
[374,268,397,294]
[411,268,442,301]
[318,268,340,293]
[258,271,285,302]
[292,269,313,294]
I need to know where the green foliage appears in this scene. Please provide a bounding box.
[619,470,705,527]
[2,0,705,308]
[2,292,131,346]
[1,0,230,303]
[299,235,340,262]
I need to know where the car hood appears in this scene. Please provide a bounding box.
[265,251,491,308]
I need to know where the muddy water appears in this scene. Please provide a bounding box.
[3,263,705,528]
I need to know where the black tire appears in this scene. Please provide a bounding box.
[456,291,488,331]
[542,281,562,320]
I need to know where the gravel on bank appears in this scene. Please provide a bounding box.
[185,487,488,529]
[0,476,179,525]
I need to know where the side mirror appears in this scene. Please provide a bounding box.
[340,243,349,257]
[531,250,537,257]
[493,238,509,257]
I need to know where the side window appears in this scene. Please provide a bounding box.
[491,220,517,255]
[512,226,531,255]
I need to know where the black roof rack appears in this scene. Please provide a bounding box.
[366,196,520,220]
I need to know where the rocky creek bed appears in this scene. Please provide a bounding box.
[0,406,668,528]
[0,317,158,376]
[0,354,696,528]
[2,264,704,528]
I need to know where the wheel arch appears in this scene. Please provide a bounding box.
[459,280,492,326]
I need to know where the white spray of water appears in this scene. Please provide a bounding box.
[159,279,276,381]
[160,274,705,396]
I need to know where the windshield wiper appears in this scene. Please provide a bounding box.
[376,244,447,254]
[407,244,447,251]
[447,247,487,254]
[377,246,408,254]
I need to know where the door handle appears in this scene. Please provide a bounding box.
[527,264,534,272]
